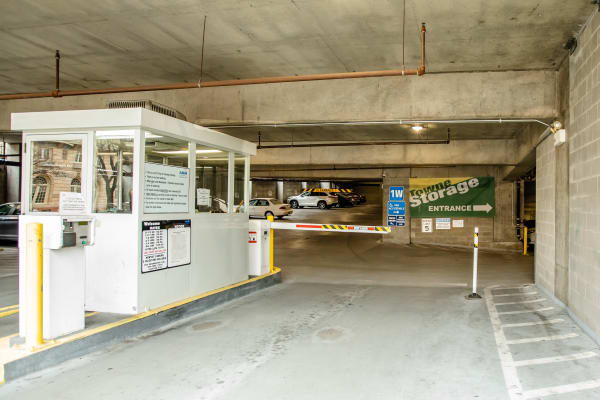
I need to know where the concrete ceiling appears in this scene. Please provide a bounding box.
[214,121,544,144]
[0,0,593,94]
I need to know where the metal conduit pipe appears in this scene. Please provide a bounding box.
[0,24,427,101]
[207,118,551,129]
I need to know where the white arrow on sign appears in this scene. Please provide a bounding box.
[473,203,493,213]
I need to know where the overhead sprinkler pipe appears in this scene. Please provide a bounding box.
[53,50,60,97]
[0,23,427,101]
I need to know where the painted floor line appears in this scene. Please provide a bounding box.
[493,291,538,297]
[0,309,18,319]
[523,379,600,399]
[502,319,564,328]
[506,333,579,345]
[484,286,524,400]
[493,286,534,291]
[513,351,599,367]
[497,307,554,315]
[495,298,545,306]
[0,305,18,312]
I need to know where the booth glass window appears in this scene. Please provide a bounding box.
[195,145,228,213]
[94,130,134,213]
[144,132,189,167]
[30,139,83,212]
[234,154,246,208]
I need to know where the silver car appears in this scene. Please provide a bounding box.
[287,191,338,209]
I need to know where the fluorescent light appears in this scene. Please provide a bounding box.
[411,125,424,133]
[96,129,135,138]
[144,132,162,139]
[154,149,223,155]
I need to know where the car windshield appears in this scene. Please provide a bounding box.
[270,199,283,205]
[0,204,12,215]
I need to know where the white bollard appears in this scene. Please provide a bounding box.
[467,227,482,299]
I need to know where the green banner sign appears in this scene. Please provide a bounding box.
[409,177,495,218]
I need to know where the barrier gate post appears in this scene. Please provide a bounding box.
[467,227,482,299]
[267,215,274,272]
[26,222,44,347]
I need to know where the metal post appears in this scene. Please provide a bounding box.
[523,227,528,256]
[267,214,274,272]
[467,227,482,299]
[26,223,44,347]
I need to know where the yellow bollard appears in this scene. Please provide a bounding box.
[523,227,528,256]
[267,215,274,272]
[26,223,43,348]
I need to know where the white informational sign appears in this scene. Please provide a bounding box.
[196,188,211,206]
[436,218,451,230]
[144,163,189,213]
[141,222,168,273]
[452,219,464,228]
[168,224,191,268]
[421,218,433,233]
[141,220,191,273]
[59,192,86,214]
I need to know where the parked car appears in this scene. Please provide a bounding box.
[334,192,359,208]
[287,191,338,209]
[0,202,20,242]
[354,192,367,203]
[240,198,293,219]
[346,193,363,205]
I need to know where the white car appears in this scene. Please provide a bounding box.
[286,191,338,209]
[242,198,293,219]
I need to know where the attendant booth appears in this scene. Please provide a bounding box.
[13,108,255,339]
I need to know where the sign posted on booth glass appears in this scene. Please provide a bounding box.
[144,163,190,213]
[409,177,495,218]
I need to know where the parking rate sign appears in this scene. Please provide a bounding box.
[389,186,404,201]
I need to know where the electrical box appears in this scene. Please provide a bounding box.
[554,129,567,146]
[248,219,270,276]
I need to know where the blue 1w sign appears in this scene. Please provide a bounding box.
[390,186,404,201]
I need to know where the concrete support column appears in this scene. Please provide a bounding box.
[382,168,410,244]
[301,182,307,190]
[320,181,331,189]
[276,180,284,202]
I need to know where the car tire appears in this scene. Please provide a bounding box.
[290,200,299,209]
[265,211,274,219]
[318,201,327,210]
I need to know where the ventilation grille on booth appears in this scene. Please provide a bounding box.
[107,100,187,121]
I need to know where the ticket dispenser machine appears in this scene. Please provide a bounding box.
[248,219,270,276]
[20,215,95,339]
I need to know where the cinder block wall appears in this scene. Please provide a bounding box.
[535,137,556,292]
[566,11,600,335]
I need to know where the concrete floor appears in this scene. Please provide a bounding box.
[1,205,599,399]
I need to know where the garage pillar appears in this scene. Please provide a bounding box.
[381,168,410,244]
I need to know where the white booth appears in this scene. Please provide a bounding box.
[14,108,256,338]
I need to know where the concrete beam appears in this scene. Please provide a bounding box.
[0,70,557,131]
[251,140,518,167]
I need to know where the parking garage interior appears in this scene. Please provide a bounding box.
[1,1,600,399]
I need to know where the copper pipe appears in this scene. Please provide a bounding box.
[0,24,427,101]
[53,50,60,97]
[418,23,426,75]
[199,68,419,88]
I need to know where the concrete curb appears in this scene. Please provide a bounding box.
[3,271,281,383]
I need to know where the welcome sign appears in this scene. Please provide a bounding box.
[409,177,495,218]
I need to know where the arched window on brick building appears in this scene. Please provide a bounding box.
[70,177,81,193]
[32,176,48,203]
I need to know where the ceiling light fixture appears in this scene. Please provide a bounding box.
[155,149,223,155]
[411,125,424,133]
